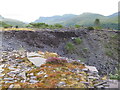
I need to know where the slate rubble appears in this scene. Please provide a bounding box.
[0,50,116,88]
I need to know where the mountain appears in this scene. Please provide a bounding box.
[34,12,118,29]
[62,13,107,26]
[35,14,77,24]
[108,12,119,17]
[0,15,26,27]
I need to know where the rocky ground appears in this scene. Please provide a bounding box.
[0,28,119,89]
[0,50,118,89]
[0,29,119,75]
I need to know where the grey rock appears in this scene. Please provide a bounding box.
[57,81,66,86]
[10,69,20,74]
[16,59,24,63]
[4,77,14,81]
[44,75,48,78]
[8,67,16,70]
[96,85,105,88]
[20,80,26,83]
[82,68,89,72]
[37,71,44,75]
[88,76,99,80]
[9,84,14,88]
[80,81,89,85]
[103,84,109,87]
[29,73,34,76]
[18,72,26,79]
[29,80,38,83]
[14,80,18,82]
[30,76,36,79]
[0,74,5,77]
[5,81,14,83]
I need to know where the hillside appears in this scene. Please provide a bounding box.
[0,15,26,27]
[1,29,119,75]
[35,14,77,24]
[34,12,118,29]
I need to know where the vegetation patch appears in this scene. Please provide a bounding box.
[110,34,119,39]
[110,69,120,80]
[74,24,81,28]
[74,37,82,44]
[105,51,113,57]
[83,48,88,52]
[78,58,86,62]
[65,42,75,53]
[87,27,94,30]
[27,23,63,29]
[46,57,68,65]
[3,28,34,31]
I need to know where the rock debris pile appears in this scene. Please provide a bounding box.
[0,50,110,88]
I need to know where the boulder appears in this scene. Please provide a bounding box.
[86,66,98,74]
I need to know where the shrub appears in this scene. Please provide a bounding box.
[110,74,120,80]
[29,23,49,28]
[65,42,75,52]
[110,68,120,80]
[94,19,100,26]
[15,26,18,28]
[75,25,81,28]
[46,57,68,64]
[54,24,63,28]
[74,37,82,44]
[94,26,102,30]
[87,27,94,30]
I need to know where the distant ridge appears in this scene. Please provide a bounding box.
[35,14,77,24]
[34,12,118,29]
[0,15,26,27]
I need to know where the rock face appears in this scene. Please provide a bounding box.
[1,29,119,75]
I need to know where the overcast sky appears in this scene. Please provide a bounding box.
[0,0,119,22]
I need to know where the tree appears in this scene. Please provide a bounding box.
[94,19,100,26]
[15,26,18,28]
